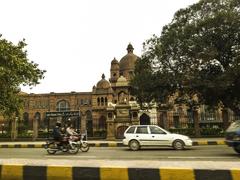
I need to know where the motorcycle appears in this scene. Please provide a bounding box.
[70,133,90,152]
[45,136,79,154]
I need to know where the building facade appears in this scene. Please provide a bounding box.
[18,43,144,139]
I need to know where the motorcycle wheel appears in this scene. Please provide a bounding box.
[68,144,79,154]
[62,144,69,152]
[80,142,90,152]
[47,143,57,155]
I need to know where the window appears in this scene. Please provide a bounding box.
[97,98,100,106]
[149,126,166,134]
[126,126,136,134]
[56,100,70,111]
[136,126,148,134]
[105,97,108,106]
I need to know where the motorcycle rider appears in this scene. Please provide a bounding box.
[52,121,64,147]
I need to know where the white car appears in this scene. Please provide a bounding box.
[122,125,192,151]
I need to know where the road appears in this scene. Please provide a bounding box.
[0,145,239,161]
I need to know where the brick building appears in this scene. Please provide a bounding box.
[16,43,144,139]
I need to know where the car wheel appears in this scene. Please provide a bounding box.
[129,140,140,151]
[233,145,240,154]
[173,140,185,150]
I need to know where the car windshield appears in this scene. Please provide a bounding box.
[226,121,240,132]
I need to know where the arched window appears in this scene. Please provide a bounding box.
[97,98,100,106]
[56,100,70,111]
[23,112,29,126]
[140,113,150,125]
[101,97,104,106]
[105,97,108,106]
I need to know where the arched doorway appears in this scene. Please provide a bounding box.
[140,113,150,125]
[116,126,128,139]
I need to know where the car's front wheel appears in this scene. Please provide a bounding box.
[129,140,140,151]
[173,140,185,150]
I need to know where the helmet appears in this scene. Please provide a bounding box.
[56,121,61,127]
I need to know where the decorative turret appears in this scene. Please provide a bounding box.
[96,74,111,89]
[110,57,120,84]
[127,43,134,53]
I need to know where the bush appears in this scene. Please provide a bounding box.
[169,128,195,136]
[38,131,49,138]
[200,128,224,137]
[0,133,11,138]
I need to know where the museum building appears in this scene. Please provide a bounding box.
[18,43,159,139]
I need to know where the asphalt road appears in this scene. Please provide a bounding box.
[0,145,239,162]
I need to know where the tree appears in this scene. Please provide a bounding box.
[0,35,45,117]
[135,0,240,114]
[130,56,154,109]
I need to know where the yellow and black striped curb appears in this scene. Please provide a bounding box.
[0,164,239,180]
[0,140,226,148]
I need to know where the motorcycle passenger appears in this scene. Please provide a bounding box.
[66,123,79,141]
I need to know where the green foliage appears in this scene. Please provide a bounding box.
[0,35,45,117]
[135,0,240,113]
[169,128,195,136]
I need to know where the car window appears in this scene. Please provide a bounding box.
[126,126,136,134]
[149,126,166,134]
[136,126,148,134]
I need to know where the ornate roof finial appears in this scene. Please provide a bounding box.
[101,73,105,79]
[127,43,134,53]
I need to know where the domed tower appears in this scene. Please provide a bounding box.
[109,57,119,85]
[92,74,113,108]
[119,43,140,81]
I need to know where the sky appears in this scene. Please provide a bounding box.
[1,0,198,94]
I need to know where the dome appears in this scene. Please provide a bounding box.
[111,57,119,70]
[119,43,139,71]
[96,74,111,89]
[116,76,128,86]
[111,57,119,64]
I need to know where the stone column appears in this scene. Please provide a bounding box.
[32,118,38,141]
[106,121,115,140]
[162,111,169,130]
[106,111,115,140]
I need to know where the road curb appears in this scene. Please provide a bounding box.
[0,140,226,148]
[0,164,239,180]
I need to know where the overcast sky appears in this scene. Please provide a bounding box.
[1,0,198,94]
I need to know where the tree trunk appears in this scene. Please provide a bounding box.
[11,117,18,141]
[193,108,200,137]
